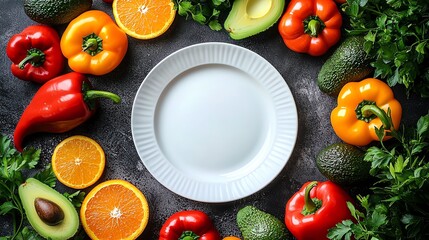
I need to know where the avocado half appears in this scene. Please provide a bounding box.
[224,0,285,40]
[18,178,79,240]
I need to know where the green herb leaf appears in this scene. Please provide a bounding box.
[0,201,16,215]
[174,0,231,31]
[330,112,429,239]
[0,133,84,239]
[63,191,86,209]
[328,220,354,240]
[343,0,429,96]
[33,164,56,188]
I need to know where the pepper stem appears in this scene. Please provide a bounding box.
[361,104,392,130]
[356,100,392,130]
[304,16,325,37]
[85,90,121,104]
[179,231,199,240]
[308,20,321,36]
[82,33,103,56]
[18,48,45,69]
[301,181,322,216]
[83,38,98,51]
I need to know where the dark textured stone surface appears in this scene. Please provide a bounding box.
[1,1,428,239]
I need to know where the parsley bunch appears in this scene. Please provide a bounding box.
[328,113,429,239]
[0,134,84,239]
[342,0,429,97]
[174,0,231,31]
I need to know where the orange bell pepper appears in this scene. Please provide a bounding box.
[60,10,128,75]
[331,78,402,146]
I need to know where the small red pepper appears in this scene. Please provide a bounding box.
[159,210,221,240]
[6,25,64,83]
[13,72,121,151]
[285,181,354,240]
[278,0,342,56]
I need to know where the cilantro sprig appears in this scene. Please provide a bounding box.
[174,0,231,31]
[0,134,84,239]
[328,113,429,239]
[342,0,429,97]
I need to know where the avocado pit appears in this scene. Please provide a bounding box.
[34,197,65,226]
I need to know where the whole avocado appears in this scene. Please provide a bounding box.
[317,36,373,96]
[237,205,290,240]
[316,143,372,186]
[24,0,92,25]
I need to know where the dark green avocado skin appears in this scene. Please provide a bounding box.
[316,143,372,186]
[24,0,92,25]
[237,206,290,240]
[317,36,373,96]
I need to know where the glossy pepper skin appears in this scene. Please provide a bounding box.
[331,78,402,146]
[159,210,221,240]
[278,0,342,56]
[60,10,128,75]
[285,181,354,240]
[6,25,64,83]
[14,72,121,152]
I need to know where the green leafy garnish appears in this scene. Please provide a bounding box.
[174,0,231,31]
[342,0,429,97]
[0,134,84,239]
[0,135,42,239]
[328,112,429,239]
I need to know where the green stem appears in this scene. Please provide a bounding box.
[83,38,98,52]
[0,182,23,240]
[82,33,103,56]
[18,49,45,69]
[304,16,325,37]
[179,231,199,240]
[301,181,322,215]
[85,90,121,104]
[361,104,392,130]
[308,19,321,37]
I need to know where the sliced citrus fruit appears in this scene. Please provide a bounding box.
[223,237,241,240]
[51,135,105,189]
[80,179,150,240]
[112,0,176,39]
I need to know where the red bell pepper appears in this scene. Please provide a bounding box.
[278,0,342,56]
[285,181,354,240]
[6,25,64,83]
[159,210,221,240]
[13,72,121,152]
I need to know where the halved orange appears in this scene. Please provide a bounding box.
[80,179,150,240]
[112,0,176,39]
[51,135,105,189]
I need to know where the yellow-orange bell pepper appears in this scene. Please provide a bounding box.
[331,78,402,146]
[60,10,128,75]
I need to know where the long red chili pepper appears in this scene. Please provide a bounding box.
[13,72,121,151]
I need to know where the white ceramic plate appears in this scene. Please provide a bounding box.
[131,42,298,202]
